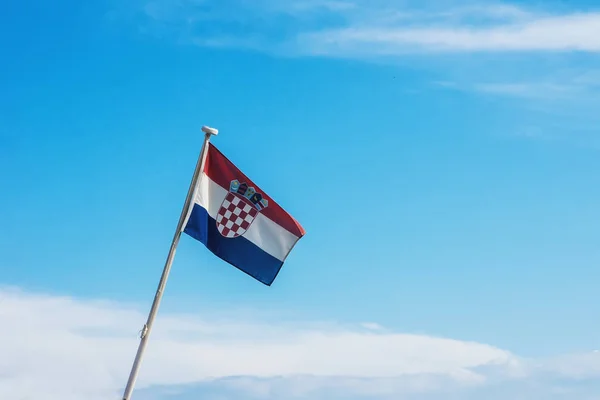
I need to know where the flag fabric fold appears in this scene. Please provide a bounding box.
[183,143,305,285]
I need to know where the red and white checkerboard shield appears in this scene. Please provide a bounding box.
[216,192,259,238]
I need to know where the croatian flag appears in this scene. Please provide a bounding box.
[183,143,305,285]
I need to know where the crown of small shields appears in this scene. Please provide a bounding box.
[229,180,269,210]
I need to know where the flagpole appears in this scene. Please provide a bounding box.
[121,126,219,400]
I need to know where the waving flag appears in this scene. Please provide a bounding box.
[183,143,305,285]
[121,128,305,400]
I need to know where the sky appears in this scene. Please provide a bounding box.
[2,0,600,399]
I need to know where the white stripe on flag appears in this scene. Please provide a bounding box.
[193,173,300,262]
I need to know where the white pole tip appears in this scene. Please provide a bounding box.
[202,126,219,136]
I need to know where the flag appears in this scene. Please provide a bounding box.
[183,143,305,285]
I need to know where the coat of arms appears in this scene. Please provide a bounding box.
[216,180,269,238]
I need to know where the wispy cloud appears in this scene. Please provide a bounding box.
[130,1,600,111]
[299,13,600,56]
[1,286,599,399]
[442,77,597,101]
[473,82,575,98]
[137,1,600,54]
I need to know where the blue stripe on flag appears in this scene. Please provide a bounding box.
[183,204,284,286]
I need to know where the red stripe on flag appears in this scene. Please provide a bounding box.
[203,144,306,238]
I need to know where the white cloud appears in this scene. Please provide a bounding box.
[299,13,600,55]
[127,0,600,113]
[473,82,575,98]
[1,286,599,400]
[137,1,600,54]
[360,322,385,331]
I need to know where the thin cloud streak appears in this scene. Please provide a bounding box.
[138,1,600,54]
[132,0,600,108]
[300,13,600,56]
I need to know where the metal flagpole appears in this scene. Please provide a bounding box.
[121,126,219,400]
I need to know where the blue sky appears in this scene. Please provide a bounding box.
[2,0,600,399]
